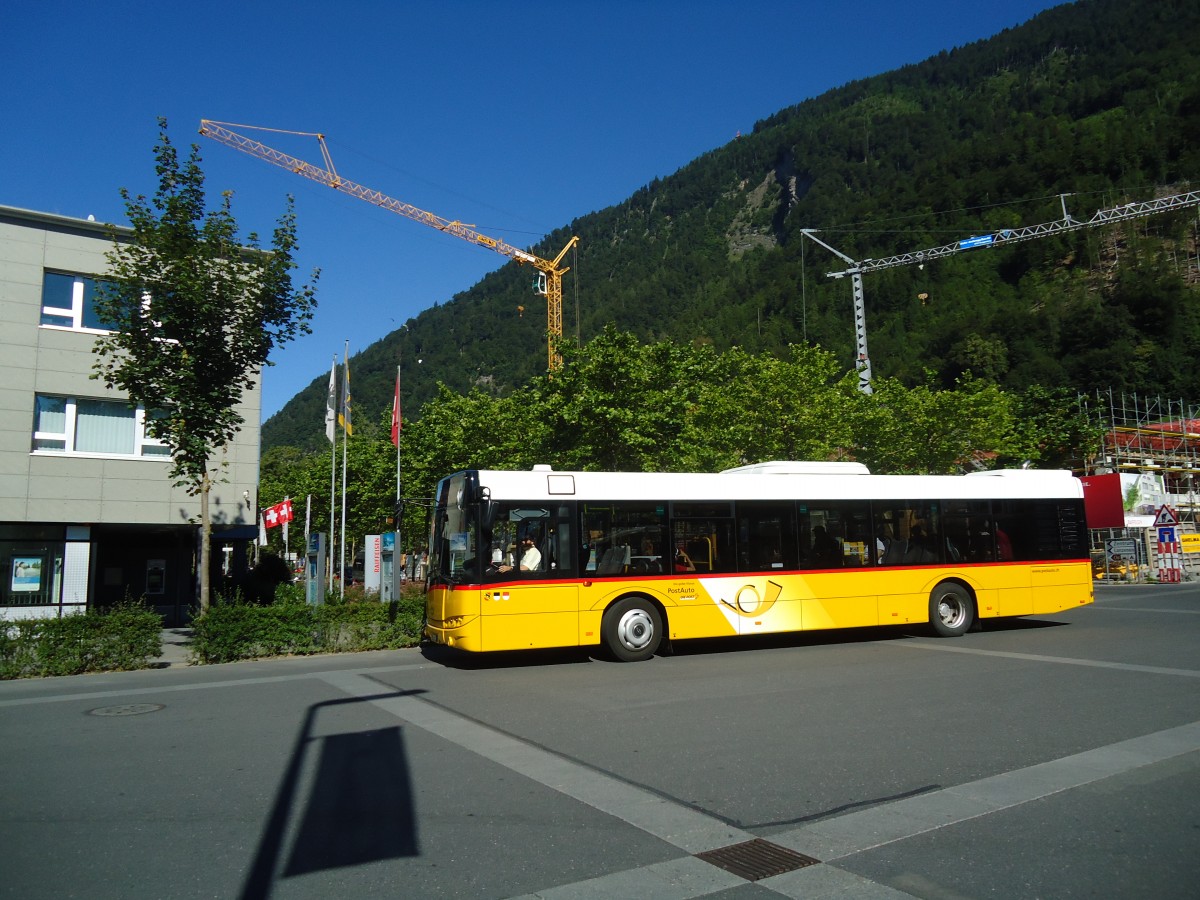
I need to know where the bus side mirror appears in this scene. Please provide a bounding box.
[482,499,498,530]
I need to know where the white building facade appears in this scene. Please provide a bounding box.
[0,204,260,625]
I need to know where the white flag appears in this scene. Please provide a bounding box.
[324,359,337,444]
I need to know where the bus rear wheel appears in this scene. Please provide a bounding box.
[602,597,662,662]
[929,582,974,637]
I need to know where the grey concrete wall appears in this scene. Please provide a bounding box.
[0,205,260,527]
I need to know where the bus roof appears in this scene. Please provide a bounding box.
[459,463,1083,503]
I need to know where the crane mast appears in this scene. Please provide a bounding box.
[199,119,579,370]
[805,189,1200,393]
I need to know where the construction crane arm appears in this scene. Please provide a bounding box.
[826,190,1200,278]
[200,120,558,268]
[199,119,580,369]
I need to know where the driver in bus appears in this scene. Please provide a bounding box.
[498,534,542,573]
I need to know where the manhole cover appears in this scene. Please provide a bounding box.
[88,703,164,717]
[695,838,820,881]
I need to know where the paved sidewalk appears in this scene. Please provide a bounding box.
[156,628,194,667]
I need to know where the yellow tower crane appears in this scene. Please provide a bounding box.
[199,120,580,370]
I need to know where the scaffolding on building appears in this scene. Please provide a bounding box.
[1083,390,1200,522]
[1079,390,1200,582]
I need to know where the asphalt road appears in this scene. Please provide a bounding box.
[1,582,1197,899]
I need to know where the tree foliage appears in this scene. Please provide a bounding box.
[93,119,318,609]
[263,329,1090,563]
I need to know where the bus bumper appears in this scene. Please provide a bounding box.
[425,617,482,652]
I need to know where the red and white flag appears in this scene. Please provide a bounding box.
[262,499,295,529]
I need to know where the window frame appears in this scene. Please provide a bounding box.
[31,394,170,461]
[40,271,118,334]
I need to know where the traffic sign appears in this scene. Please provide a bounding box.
[1153,505,1180,527]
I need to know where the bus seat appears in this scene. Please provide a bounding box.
[596,548,623,575]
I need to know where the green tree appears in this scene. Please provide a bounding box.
[852,374,1014,474]
[1000,386,1103,470]
[541,327,708,471]
[682,345,859,470]
[93,120,318,611]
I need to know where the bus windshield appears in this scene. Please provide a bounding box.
[429,473,480,585]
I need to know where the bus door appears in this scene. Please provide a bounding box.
[727,501,802,635]
[479,504,579,651]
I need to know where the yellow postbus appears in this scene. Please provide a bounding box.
[424,462,1093,661]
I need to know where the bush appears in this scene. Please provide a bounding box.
[190,587,426,664]
[0,604,162,679]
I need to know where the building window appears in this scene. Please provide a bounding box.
[40,271,117,332]
[0,525,66,608]
[32,395,169,459]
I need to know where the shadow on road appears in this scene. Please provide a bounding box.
[240,690,426,900]
[421,642,594,670]
[419,616,1070,670]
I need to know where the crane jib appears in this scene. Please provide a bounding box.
[198,118,580,371]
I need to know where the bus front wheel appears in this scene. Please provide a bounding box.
[602,597,663,662]
[929,582,974,637]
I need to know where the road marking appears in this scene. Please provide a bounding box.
[317,670,1200,900]
[318,670,751,856]
[507,856,746,900]
[767,719,1200,862]
[886,640,1200,678]
[0,662,430,708]
[1089,606,1200,614]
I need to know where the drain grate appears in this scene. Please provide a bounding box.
[695,838,820,882]
[88,703,164,717]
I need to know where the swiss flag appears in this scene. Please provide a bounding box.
[262,499,294,529]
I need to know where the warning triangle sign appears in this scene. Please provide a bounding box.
[1153,505,1179,526]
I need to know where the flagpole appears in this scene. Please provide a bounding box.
[326,356,338,592]
[393,363,402,500]
[340,340,351,600]
[392,361,402,590]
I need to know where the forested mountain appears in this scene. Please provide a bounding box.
[264,0,1200,452]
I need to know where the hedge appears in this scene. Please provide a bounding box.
[190,587,427,664]
[0,604,163,679]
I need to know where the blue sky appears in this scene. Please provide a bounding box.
[4,0,1068,419]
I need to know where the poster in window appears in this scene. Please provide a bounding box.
[11,556,43,592]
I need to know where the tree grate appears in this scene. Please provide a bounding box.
[694,838,821,882]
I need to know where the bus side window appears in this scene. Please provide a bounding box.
[581,500,666,578]
[735,501,799,572]
[799,501,871,569]
[992,499,1083,561]
[549,504,574,575]
[873,502,942,566]
[943,500,991,562]
[671,518,736,573]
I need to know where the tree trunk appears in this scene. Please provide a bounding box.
[199,470,211,613]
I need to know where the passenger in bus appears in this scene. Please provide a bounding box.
[811,526,842,567]
[905,523,938,563]
[996,524,1013,560]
